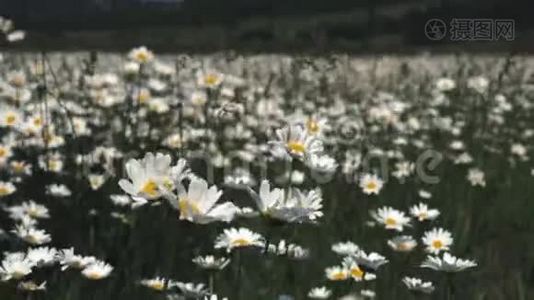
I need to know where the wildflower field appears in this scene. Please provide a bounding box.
[1,35,534,299]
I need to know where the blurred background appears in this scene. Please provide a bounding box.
[1,0,534,52]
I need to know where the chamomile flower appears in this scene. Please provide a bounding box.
[0,256,34,281]
[81,261,113,280]
[351,250,389,270]
[140,277,167,291]
[308,286,332,299]
[402,277,435,294]
[58,248,97,271]
[467,168,486,187]
[197,70,224,89]
[409,203,440,222]
[13,226,51,245]
[0,181,16,197]
[270,124,324,160]
[168,177,240,224]
[359,174,384,195]
[171,281,209,298]
[18,280,46,291]
[119,153,175,200]
[371,206,411,232]
[422,228,453,254]
[214,227,265,252]
[192,255,230,271]
[129,46,154,64]
[421,252,477,272]
[26,247,58,267]
[387,236,417,252]
[331,241,360,256]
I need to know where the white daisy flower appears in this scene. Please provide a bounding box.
[168,177,240,224]
[331,241,360,256]
[402,277,435,294]
[359,174,384,195]
[421,252,477,272]
[409,203,440,222]
[387,235,417,252]
[422,228,453,254]
[140,277,167,291]
[308,286,332,299]
[214,227,265,252]
[128,46,154,64]
[81,261,113,280]
[371,206,411,232]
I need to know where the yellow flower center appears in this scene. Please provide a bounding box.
[385,217,397,227]
[432,240,443,249]
[178,198,201,218]
[0,148,6,157]
[204,74,219,86]
[231,238,251,247]
[0,187,10,196]
[6,114,16,125]
[365,181,377,191]
[306,119,319,134]
[418,212,428,220]
[287,141,306,154]
[331,271,347,281]
[138,90,151,104]
[350,266,364,279]
[148,281,165,291]
[141,180,159,197]
[135,52,150,63]
[85,271,102,280]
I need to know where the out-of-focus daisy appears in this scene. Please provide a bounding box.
[409,203,440,222]
[46,184,71,197]
[0,253,35,281]
[308,286,332,299]
[387,236,417,252]
[81,261,113,280]
[371,206,410,232]
[13,226,51,245]
[129,46,154,64]
[197,70,224,89]
[422,228,453,254]
[267,240,310,260]
[88,174,106,190]
[17,280,46,291]
[0,181,16,197]
[359,174,384,195]
[214,227,265,252]
[192,255,230,271]
[435,77,456,92]
[402,277,435,294]
[171,281,208,298]
[58,248,97,271]
[140,277,167,291]
[467,168,486,187]
[421,252,477,272]
[331,241,360,256]
[26,247,57,267]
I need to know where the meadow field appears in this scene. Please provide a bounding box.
[0,48,532,300]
